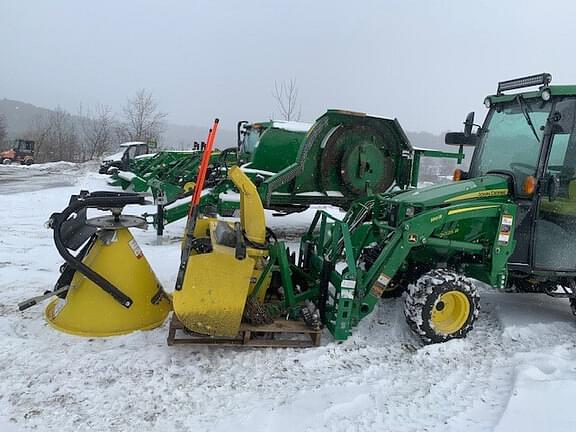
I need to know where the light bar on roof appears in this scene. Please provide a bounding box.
[497,73,552,94]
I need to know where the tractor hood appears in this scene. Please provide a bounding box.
[389,175,510,208]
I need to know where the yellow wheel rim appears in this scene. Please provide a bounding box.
[430,291,470,335]
[183,181,196,193]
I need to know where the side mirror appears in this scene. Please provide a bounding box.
[464,112,475,137]
[445,132,478,146]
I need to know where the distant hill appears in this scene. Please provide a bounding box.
[407,130,444,149]
[162,123,237,150]
[0,98,236,150]
[0,99,56,136]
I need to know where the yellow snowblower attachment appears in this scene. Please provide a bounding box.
[172,166,270,337]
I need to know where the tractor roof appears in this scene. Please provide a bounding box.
[486,85,576,105]
[484,73,576,105]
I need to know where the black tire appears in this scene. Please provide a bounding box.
[3,158,12,165]
[404,268,479,344]
[570,298,576,317]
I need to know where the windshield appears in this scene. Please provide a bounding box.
[470,98,552,190]
[242,127,263,154]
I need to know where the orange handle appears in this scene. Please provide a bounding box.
[189,118,219,213]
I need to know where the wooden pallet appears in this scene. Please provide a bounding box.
[167,314,321,348]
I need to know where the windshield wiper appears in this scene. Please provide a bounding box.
[515,95,541,142]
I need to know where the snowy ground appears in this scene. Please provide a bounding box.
[1,163,576,432]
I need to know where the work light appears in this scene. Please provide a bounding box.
[497,73,552,95]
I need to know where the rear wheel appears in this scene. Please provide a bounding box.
[404,269,479,344]
[2,158,12,165]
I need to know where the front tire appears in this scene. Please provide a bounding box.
[404,269,479,344]
[3,158,12,165]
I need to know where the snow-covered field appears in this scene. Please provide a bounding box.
[1,163,576,432]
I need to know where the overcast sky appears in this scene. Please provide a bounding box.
[1,0,575,134]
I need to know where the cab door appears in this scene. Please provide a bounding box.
[533,99,576,272]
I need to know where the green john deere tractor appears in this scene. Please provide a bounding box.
[269,72,576,343]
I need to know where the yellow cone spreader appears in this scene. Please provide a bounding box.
[19,191,171,336]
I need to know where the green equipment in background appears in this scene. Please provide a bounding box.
[157,111,464,228]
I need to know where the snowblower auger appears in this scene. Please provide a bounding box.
[19,190,171,337]
[172,165,271,337]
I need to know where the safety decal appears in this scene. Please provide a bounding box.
[128,239,144,259]
[498,214,513,244]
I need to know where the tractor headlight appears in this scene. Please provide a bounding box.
[405,206,415,218]
[541,88,551,101]
[484,97,491,109]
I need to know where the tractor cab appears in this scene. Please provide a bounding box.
[15,139,35,156]
[447,73,576,276]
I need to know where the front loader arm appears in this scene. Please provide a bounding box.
[356,201,518,321]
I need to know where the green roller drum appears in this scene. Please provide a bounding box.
[259,110,415,208]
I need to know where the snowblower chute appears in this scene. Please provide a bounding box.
[172,166,270,337]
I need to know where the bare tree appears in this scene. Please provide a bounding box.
[79,104,115,161]
[0,114,7,147]
[48,107,79,161]
[23,114,53,162]
[272,78,302,121]
[25,108,79,162]
[118,89,167,142]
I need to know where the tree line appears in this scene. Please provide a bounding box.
[0,78,304,163]
[0,89,167,163]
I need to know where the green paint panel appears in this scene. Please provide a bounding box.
[250,127,305,173]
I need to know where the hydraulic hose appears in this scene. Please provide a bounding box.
[48,191,146,308]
